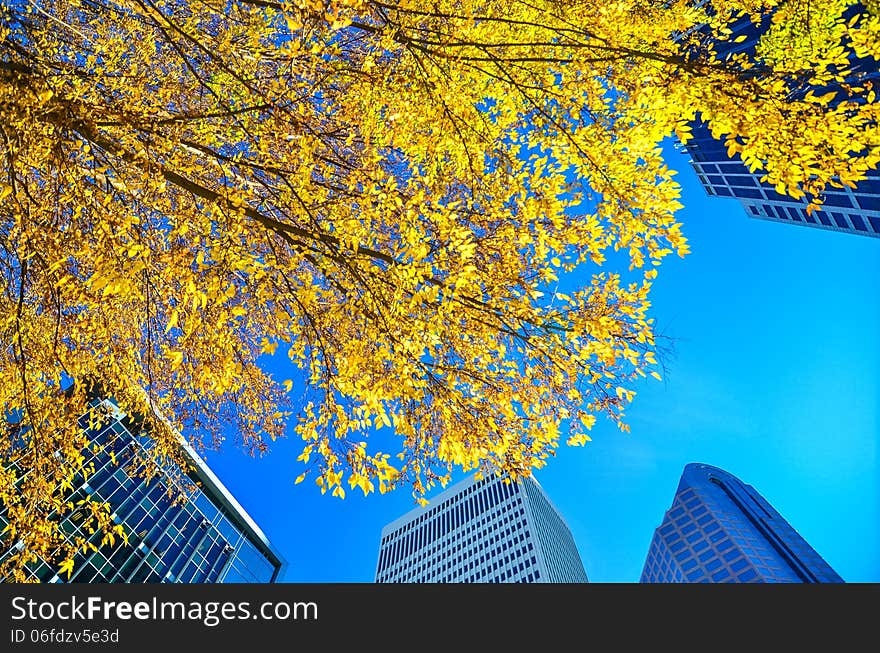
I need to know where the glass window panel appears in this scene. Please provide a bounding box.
[849,214,867,231]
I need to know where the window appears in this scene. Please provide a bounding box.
[697,514,713,526]
[686,568,704,582]
[711,568,731,582]
[850,214,868,231]
[698,549,716,563]
[730,558,750,573]
[831,213,850,228]
[727,174,757,187]
[737,568,758,582]
[734,187,763,199]
[723,548,741,562]
[674,549,692,564]
[705,558,722,572]
[821,194,854,208]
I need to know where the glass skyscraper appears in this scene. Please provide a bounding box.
[684,123,880,238]
[681,6,880,237]
[640,463,843,583]
[1,397,285,583]
[375,473,588,583]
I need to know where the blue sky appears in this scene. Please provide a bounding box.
[202,140,879,583]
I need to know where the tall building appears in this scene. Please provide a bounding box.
[681,6,880,237]
[640,463,843,583]
[1,396,285,583]
[684,123,880,238]
[375,473,588,583]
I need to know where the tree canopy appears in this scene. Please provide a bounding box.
[1,0,877,578]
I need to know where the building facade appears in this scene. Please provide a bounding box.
[681,6,880,237]
[375,473,588,583]
[1,397,285,583]
[684,123,880,238]
[640,463,843,583]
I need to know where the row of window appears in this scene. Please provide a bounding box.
[707,181,880,215]
[378,494,524,579]
[644,531,758,583]
[749,203,880,234]
[392,551,540,584]
[378,507,534,582]
[694,162,880,198]
[378,477,519,572]
[381,476,508,544]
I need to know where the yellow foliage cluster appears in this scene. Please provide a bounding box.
[0,0,876,577]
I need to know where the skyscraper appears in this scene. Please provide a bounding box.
[684,123,880,238]
[640,463,843,583]
[1,396,285,583]
[375,473,588,583]
[681,6,880,237]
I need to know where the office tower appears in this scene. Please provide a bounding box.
[685,123,880,238]
[1,396,285,583]
[375,473,588,583]
[640,463,843,583]
[681,7,880,237]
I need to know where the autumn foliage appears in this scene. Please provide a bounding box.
[1,0,877,578]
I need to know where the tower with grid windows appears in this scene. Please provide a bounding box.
[680,5,880,237]
[684,122,880,238]
[375,473,588,583]
[640,463,843,583]
[1,396,285,583]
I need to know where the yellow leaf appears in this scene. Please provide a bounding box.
[168,350,184,370]
[58,558,75,579]
[165,309,180,333]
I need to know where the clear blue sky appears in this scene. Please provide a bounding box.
[202,140,879,583]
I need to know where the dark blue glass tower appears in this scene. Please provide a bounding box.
[681,6,880,237]
[640,463,843,583]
